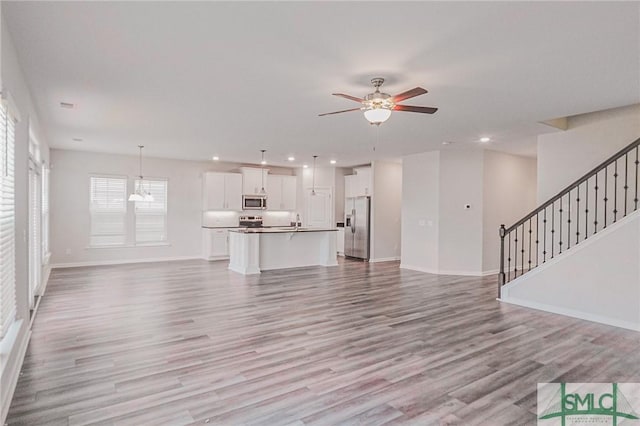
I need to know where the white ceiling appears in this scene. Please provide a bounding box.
[4,1,639,167]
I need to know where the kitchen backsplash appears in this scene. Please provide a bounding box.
[202,211,295,227]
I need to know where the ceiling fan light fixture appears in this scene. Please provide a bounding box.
[364,107,392,124]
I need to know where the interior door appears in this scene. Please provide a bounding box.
[305,187,332,228]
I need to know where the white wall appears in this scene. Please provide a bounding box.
[50,149,296,266]
[371,160,402,261]
[1,15,51,423]
[438,150,484,274]
[401,149,537,276]
[482,150,537,272]
[501,211,640,331]
[401,151,439,272]
[538,104,640,202]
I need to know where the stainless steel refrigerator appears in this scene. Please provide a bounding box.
[344,196,370,260]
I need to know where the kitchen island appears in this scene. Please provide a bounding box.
[228,228,338,275]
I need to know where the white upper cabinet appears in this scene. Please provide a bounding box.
[267,175,297,211]
[344,174,356,198]
[241,167,269,195]
[345,167,372,198]
[355,167,372,196]
[203,172,242,211]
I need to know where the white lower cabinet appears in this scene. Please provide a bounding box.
[203,228,232,260]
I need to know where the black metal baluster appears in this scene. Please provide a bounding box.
[635,148,639,211]
[543,208,547,263]
[536,212,540,267]
[521,224,525,274]
[559,197,563,254]
[613,160,618,223]
[603,166,608,228]
[567,190,571,250]
[507,231,511,282]
[528,218,532,271]
[551,203,555,258]
[594,174,599,234]
[513,226,518,279]
[624,154,628,217]
[575,185,580,245]
[584,178,589,241]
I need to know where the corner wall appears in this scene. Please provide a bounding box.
[371,160,402,261]
[401,149,537,276]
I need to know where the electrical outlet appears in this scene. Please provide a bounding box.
[65,248,71,255]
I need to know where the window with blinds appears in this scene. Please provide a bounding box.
[89,176,127,246]
[28,163,41,308]
[1,104,16,338]
[134,179,168,243]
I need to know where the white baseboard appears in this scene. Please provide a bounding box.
[400,263,498,277]
[369,257,400,263]
[399,263,438,274]
[498,297,640,332]
[51,255,202,269]
[0,321,31,425]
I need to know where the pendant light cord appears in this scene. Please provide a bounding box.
[312,155,317,195]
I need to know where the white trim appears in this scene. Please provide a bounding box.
[369,256,400,263]
[399,263,438,274]
[51,255,201,269]
[85,242,172,249]
[482,269,499,276]
[0,320,30,425]
[498,297,640,332]
[399,263,485,276]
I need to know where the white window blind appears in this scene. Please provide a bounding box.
[28,164,41,307]
[89,176,127,246]
[134,179,168,243]
[42,166,50,258]
[0,105,16,338]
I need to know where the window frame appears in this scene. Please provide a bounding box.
[88,174,128,248]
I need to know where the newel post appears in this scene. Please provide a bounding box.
[498,224,506,298]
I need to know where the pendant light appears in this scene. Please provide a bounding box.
[128,145,154,202]
[311,155,318,196]
[259,149,267,195]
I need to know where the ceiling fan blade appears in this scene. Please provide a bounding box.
[318,107,362,116]
[332,93,364,103]
[394,104,438,114]
[392,87,428,103]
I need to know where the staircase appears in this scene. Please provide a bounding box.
[498,136,640,295]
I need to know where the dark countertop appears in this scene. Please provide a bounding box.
[229,227,338,234]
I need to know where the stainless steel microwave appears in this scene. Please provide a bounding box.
[243,195,267,210]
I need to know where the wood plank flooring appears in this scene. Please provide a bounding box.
[6,259,640,425]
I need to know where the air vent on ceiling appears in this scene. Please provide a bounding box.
[60,102,75,109]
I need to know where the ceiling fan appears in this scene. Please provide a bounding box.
[319,77,438,125]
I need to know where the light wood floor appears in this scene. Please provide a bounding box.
[6,259,640,425]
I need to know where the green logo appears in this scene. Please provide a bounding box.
[538,383,639,425]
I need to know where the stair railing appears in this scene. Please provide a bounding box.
[499,137,640,294]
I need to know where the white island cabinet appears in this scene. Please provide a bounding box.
[228,228,338,275]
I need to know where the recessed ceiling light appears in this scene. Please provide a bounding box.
[60,102,75,109]
[212,156,219,161]
[442,141,452,145]
[303,164,309,169]
[330,159,337,164]
[72,138,83,142]
[480,137,491,143]
[287,156,295,162]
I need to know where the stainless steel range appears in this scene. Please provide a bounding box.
[239,215,263,228]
